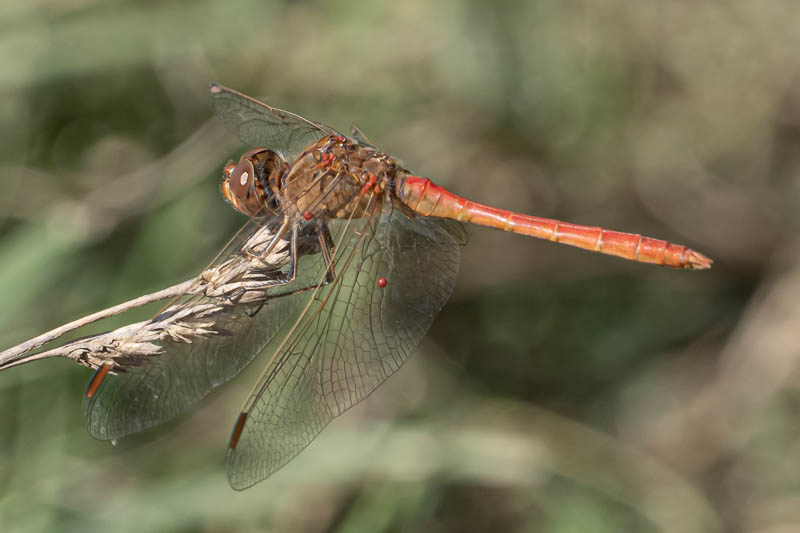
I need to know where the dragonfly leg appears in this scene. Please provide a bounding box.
[239,216,292,269]
[257,222,338,302]
[232,227,301,318]
[217,222,301,310]
[226,223,300,297]
[228,219,339,306]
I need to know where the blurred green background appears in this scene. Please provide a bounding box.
[0,1,796,531]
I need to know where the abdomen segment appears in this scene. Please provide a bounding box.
[396,176,712,270]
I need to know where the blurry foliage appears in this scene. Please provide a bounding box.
[0,0,798,532]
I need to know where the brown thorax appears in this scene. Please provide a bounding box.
[280,136,402,221]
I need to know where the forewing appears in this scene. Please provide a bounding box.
[83,216,311,440]
[209,83,343,161]
[226,203,465,489]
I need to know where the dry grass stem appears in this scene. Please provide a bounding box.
[0,221,291,372]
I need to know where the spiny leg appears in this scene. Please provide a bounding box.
[261,221,337,302]
[225,221,300,305]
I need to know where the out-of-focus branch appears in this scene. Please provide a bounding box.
[0,119,239,241]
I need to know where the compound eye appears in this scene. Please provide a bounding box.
[229,157,256,199]
[223,162,236,179]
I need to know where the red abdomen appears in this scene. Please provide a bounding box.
[396,176,712,270]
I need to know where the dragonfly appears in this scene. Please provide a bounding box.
[75,84,713,490]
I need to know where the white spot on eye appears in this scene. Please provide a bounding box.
[240,171,249,186]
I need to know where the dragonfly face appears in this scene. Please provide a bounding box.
[221,147,285,218]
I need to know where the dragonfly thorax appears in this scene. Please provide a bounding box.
[281,136,401,221]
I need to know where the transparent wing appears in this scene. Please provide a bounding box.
[349,123,376,148]
[226,201,466,489]
[209,83,344,161]
[83,215,318,440]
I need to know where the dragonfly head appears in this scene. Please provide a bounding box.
[221,148,285,218]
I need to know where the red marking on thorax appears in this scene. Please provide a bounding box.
[359,172,377,197]
[315,153,333,169]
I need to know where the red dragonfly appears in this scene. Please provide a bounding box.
[81,84,711,490]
